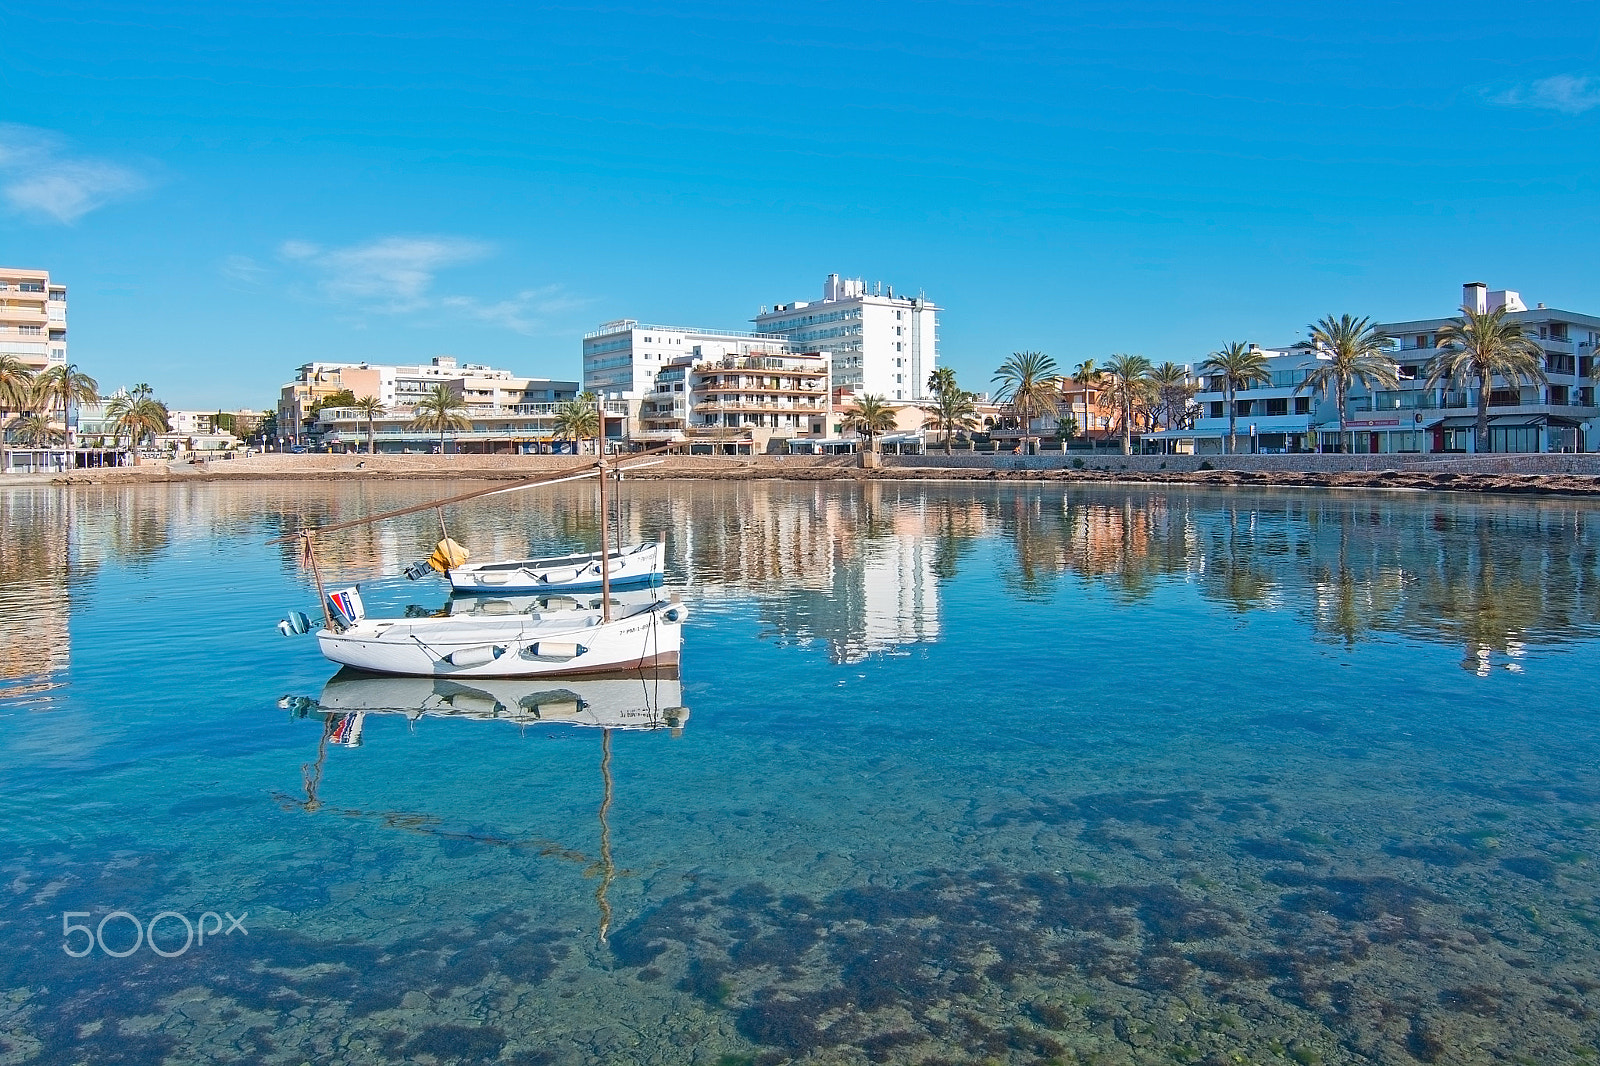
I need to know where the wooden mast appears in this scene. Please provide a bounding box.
[596,397,612,622]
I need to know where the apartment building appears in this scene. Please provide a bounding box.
[1155,282,1600,455]
[1365,282,1600,454]
[279,357,579,447]
[0,267,66,373]
[640,349,832,452]
[754,274,939,401]
[582,321,793,398]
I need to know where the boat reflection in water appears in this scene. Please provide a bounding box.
[307,667,689,735]
[281,668,686,943]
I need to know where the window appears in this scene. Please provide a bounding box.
[1294,397,1311,415]
[1265,398,1288,416]
[1208,401,1224,418]
[1551,322,1570,341]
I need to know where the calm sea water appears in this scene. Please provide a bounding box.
[2,479,1598,1066]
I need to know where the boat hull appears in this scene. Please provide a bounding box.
[448,542,663,593]
[317,602,685,678]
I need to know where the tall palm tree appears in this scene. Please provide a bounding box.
[0,355,37,473]
[351,395,386,454]
[31,363,99,470]
[1200,343,1271,455]
[1100,353,1155,455]
[8,412,62,448]
[842,393,897,453]
[1424,306,1546,454]
[927,366,958,399]
[1149,362,1193,428]
[407,383,471,454]
[553,400,600,453]
[1298,316,1398,455]
[922,388,980,455]
[992,351,1060,450]
[104,392,171,466]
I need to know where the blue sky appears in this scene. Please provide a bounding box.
[3,0,1599,408]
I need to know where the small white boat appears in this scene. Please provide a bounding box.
[444,587,663,617]
[311,671,688,733]
[448,541,663,594]
[317,588,686,678]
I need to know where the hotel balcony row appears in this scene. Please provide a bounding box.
[691,399,828,415]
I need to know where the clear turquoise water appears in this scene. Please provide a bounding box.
[2,479,1599,1065]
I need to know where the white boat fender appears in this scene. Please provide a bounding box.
[526,641,583,660]
[446,645,505,668]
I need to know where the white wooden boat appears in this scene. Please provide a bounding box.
[444,587,662,617]
[317,591,685,678]
[447,541,663,593]
[311,671,687,733]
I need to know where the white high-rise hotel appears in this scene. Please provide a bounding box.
[581,274,940,404]
[755,274,940,401]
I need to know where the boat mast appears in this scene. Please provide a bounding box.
[596,397,612,622]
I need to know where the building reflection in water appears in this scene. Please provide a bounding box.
[7,480,1600,697]
[984,487,1600,673]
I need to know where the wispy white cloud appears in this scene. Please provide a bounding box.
[280,236,493,312]
[220,254,267,285]
[0,124,147,223]
[1490,74,1600,115]
[265,235,589,333]
[440,286,592,333]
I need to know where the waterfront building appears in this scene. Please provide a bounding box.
[641,348,832,452]
[581,320,793,399]
[0,267,66,374]
[1365,282,1600,454]
[1156,282,1600,455]
[754,274,939,401]
[279,358,580,451]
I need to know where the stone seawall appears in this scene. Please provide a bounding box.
[889,452,1600,476]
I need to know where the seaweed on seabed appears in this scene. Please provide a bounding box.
[610,866,1246,1061]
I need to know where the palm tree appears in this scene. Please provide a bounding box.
[0,355,37,473]
[1424,306,1546,453]
[1100,354,1155,455]
[8,412,62,448]
[842,393,897,453]
[31,363,99,470]
[927,366,958,400]
[1200,343,1271,455]
[351,395,386,454]
[922,388,980,455]
[407,383,471,454]
[104,392,170,466]
[992,351,1061,451]
[553,400,600,453]
[1150,362,1194,429]
[1298,316,1398,455]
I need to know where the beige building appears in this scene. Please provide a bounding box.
[640,349,832,452]
[0,267,67,374]
[279,357,579,447]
